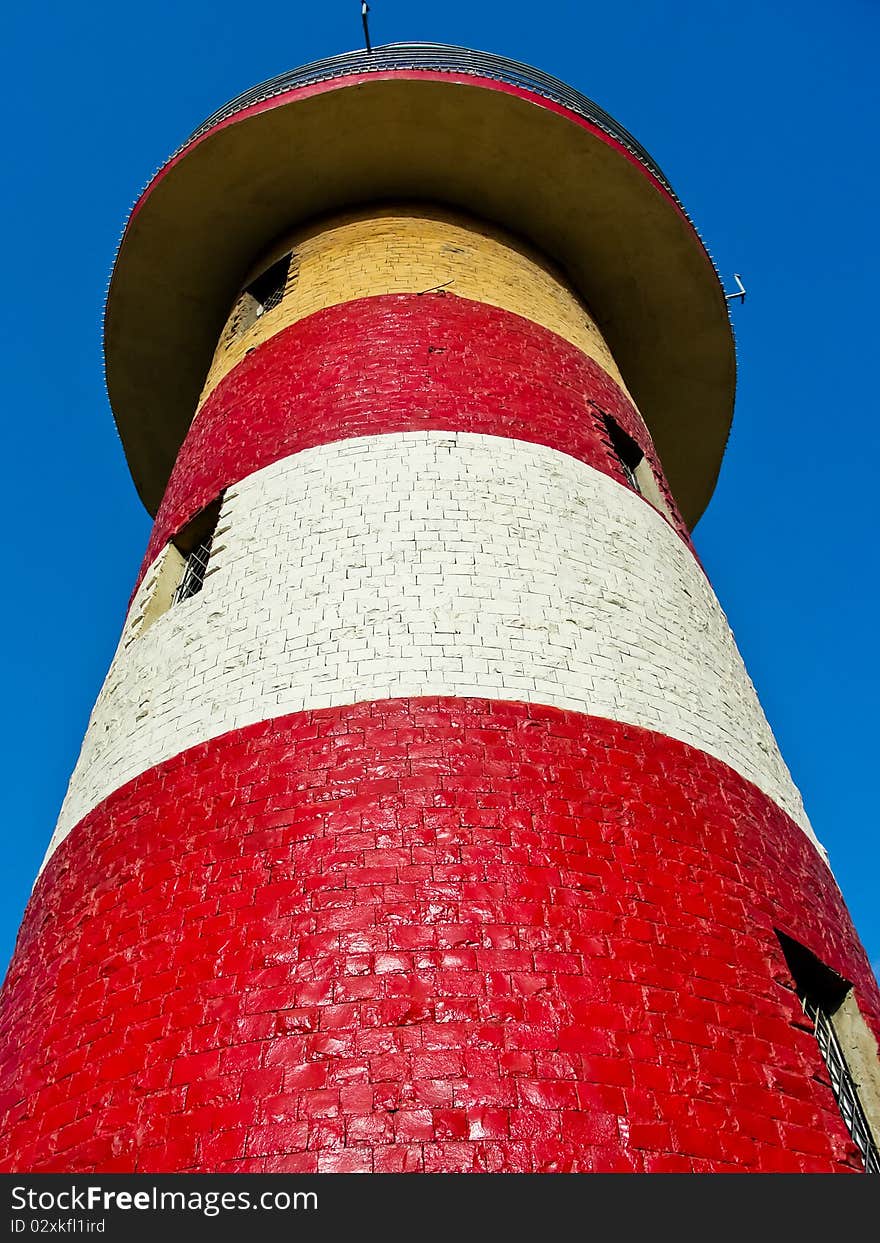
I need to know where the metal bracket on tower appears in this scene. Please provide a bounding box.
[725,273,746,304]
[362,3,372,53]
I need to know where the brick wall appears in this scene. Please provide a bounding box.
[199,207,628,402]
[48,432,810,863]
[5,192,868,1176]
[136,296,689,592]
[2,702,876,1173]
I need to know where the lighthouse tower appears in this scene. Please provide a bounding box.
[1,45,879,1174]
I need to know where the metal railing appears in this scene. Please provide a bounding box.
[179,42,675,198]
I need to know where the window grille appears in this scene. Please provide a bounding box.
[778,931,880,1175]
[804,996,880,1174]
[173,534,213,604]
[619,458,639,492]
[247,253,292,317]
[600,413,644,493]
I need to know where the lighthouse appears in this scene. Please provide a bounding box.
[1,44,878,1173]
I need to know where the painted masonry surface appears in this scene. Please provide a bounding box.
[1,47,878,1173]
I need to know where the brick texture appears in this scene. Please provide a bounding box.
[1,700,876,1173]
[136,295,690,593]
[200,207,628,401]
[50,433,809,862]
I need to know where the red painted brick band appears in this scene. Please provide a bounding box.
[1,699,875,1173]
[136,295,689,594]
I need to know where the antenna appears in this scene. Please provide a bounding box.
[725,273,746,304]
[361,2,372,53]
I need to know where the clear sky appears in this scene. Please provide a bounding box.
[2,0,877,981]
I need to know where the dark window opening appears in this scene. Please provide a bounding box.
[777,931,880,1173]
[601,414,644,493]
[245,253,292,318]
[171,498,222,606]
[174,537,213,603]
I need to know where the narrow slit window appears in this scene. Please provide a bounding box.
[172,499,222,607]
[245,253,292,318]
[174,535,213,604]
[777,931,880,1173]
[601,413,643,493]
[595,409,677,524]
[222,253,295,346]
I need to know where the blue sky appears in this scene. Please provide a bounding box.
[2,0,877,981]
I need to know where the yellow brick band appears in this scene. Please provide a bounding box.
[198,206,632,405]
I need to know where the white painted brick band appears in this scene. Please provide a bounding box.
[45,432,817,866]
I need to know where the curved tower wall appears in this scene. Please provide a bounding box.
[1,64,878,1176]
[45,207,810,858]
